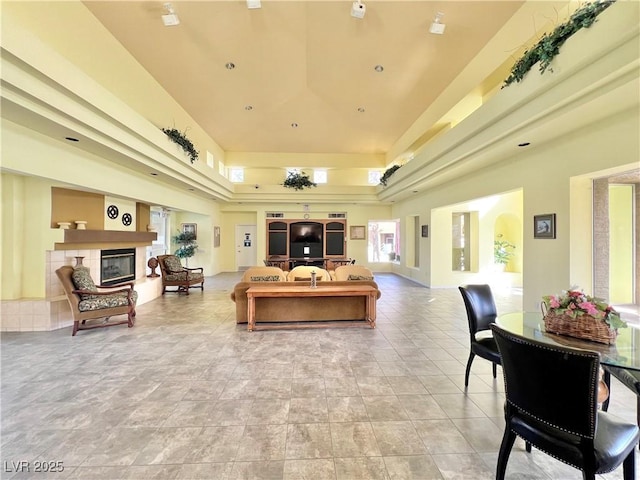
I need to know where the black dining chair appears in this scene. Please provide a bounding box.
[458,284,501,387]
[602,365,640,449]
[490,324,639,480]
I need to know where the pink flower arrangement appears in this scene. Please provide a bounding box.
[542,288,625,329]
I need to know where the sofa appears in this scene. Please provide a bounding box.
[231,266,381,324]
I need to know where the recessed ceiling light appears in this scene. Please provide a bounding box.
[518,142,531,147]
[225,62,235,70]
[374,65,384,72]
[65,137,79,142]
[357,107,365,113]
[150,173,158,176]
[291,122,299,128]
[245,105,253,111]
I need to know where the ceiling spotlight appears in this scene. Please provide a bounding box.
[429,12,446,35]
[374,65,384,72]
[246,0,261,9]
[351,1,366,19]
[225,62,235,70]
[162,3,180,26]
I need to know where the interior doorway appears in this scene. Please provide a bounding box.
[235,224,257,271]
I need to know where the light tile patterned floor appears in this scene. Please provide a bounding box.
[1,273,637,479]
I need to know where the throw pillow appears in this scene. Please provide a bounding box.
[72,266,98,300]
[347,274,374,281]
[163,255,183,273]
[250,275,282,282]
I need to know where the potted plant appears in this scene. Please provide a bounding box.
[283,171,317,191]
[173,230,198,265]
[494,234,515,270]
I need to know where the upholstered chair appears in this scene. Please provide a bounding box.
[286,266,332,282]
[241,266,287,282]
[490,324,639,480]
[458,284,501,387]
[602,366,640,449]
[56,265,137,336]
[333,265,374,281]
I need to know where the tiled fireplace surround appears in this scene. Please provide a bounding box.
[0,247,162,332]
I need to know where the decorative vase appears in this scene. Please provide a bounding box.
[310,271,317,288]
[75,221,87,230]
[147,257,159,278]
[57,222,71,229]
[74,256,85,267]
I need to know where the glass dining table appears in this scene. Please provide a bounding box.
[496,312,640,372]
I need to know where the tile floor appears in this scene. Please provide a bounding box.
[1,273,637,479]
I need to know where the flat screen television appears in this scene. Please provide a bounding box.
[290,222,323,243]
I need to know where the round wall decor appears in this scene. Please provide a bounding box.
[106,205,119,219]
[122,213,133,226]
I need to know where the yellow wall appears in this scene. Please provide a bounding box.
[0,120,224,299]
[392,109,638,309]
[1,0,226,166]
[429,190,523,288]
[609,184,634,303]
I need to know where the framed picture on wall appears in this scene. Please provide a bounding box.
[533,214,556,239]
[350,225,366,240]
[213,226,220,248]
[182,223,197,239]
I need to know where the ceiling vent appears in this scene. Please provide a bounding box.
[328,212,347,218]
[267,212,284,218]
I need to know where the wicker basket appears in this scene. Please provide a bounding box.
[542,309,618,345]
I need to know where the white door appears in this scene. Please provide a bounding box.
[236,224,257,271]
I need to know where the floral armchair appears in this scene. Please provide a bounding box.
[56,265,137,336]
[156,255,204,295]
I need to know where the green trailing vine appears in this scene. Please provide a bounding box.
[503,0,615,88]
[379,164,402,186]
[162,128,199,164]
[282,171,317,191]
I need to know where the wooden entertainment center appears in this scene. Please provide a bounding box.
[266,219,347,261]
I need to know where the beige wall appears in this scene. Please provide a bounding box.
[0,120,224,299]
[391,109,639,310]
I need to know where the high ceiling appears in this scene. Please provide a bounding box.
[83,1,524,155]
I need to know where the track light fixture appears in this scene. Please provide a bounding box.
[161,2,180,26]
[429,12,446,34]
[246,0,261,9]
[351,1,366,19]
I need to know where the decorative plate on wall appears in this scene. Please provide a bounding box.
[121,213,133,226]
[106,205,119,219]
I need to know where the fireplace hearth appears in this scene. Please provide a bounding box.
[101,248,135,286]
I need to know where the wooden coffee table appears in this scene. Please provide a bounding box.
[246,285,377,332]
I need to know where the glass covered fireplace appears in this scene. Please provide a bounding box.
[101,248,136,286]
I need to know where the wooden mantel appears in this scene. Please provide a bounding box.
[54,230,157,250]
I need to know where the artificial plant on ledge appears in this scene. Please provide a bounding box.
[379,164,402,186]
[282,171,317,191]
[502,0,615,88]
[162,127,199,164]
